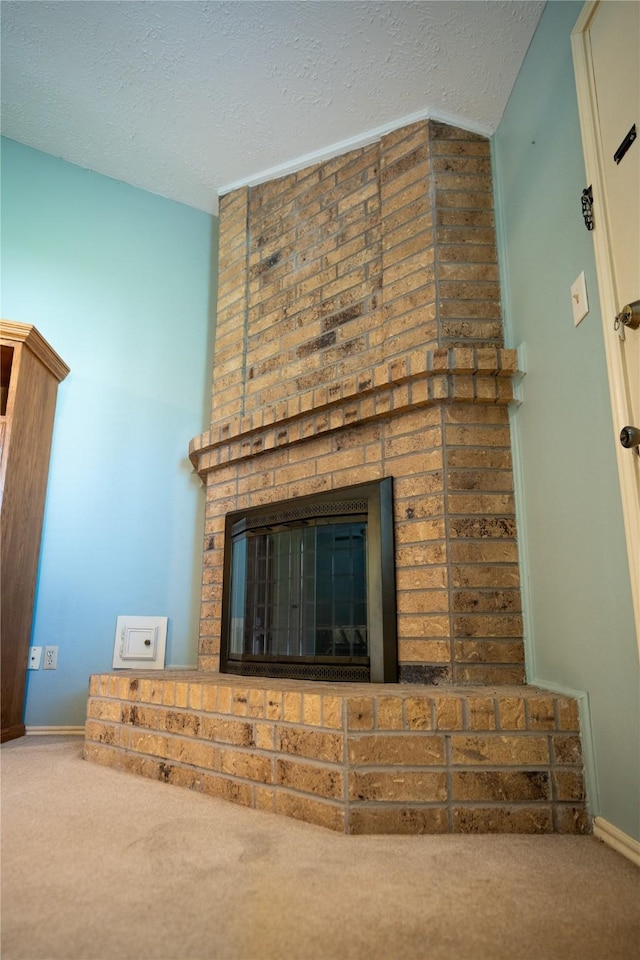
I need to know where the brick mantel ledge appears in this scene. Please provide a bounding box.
[189,346,519,480]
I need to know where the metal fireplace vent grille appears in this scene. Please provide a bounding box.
[234,499,368,534]
[225,660,370,682]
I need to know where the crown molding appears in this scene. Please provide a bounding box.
[217,107,493,200]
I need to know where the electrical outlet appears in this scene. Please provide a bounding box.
[43,646,58,670]
[28,646,42,670]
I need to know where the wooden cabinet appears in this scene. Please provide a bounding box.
[1,321,69,742]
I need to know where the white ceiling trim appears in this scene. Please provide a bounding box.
[218,103,493,205]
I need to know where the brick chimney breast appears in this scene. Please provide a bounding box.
[191,120,523,685]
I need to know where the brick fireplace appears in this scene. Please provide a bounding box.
[190,119,523,685]
[84,120,589,834]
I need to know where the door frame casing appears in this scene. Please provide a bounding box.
[571,0,640,653]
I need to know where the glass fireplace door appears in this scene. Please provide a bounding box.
[228,520,368,666]
[221,478,397,682]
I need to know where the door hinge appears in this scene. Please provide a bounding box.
[581,185,594,231]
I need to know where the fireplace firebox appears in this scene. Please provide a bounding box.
[220,479,397,682]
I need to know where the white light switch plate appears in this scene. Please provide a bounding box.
[113,616,167,669]
[571,271,589,326]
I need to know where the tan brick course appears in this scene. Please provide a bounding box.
[453,807,554,834]
[348,806,449,835]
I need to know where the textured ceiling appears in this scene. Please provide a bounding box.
[1,1,544,215]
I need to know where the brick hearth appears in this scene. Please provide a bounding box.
[85,119,590,833]
[84,672,588,834]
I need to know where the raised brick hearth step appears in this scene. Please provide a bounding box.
[84,672,589,835]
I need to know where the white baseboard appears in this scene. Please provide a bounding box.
[593,816,640,867]
[25,726,85,736]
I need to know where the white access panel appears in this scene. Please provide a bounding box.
[113,616,168,669]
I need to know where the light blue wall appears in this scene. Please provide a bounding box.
[1,138,217,726]
[493,2,639,840]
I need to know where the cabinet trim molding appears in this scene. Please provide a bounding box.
[1,320,70,383]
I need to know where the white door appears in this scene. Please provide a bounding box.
[573,0,640,650]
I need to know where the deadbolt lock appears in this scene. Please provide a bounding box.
[614,300,640,331]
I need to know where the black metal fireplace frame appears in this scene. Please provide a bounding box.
[220,478,397,682]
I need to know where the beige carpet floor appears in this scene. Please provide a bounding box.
[1,736,638,960]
